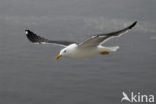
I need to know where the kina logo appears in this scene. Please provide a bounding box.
[121,91,154,103]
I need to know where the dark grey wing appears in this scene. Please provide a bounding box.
[25,30,76,47]
[78,21,137,48]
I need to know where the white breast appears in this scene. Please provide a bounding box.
[66,44,99,58]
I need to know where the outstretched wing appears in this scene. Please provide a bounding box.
[25,30,76,47]
[78,21,137,48]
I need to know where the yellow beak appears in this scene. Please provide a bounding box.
[56,54,62,60]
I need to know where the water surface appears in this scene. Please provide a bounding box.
[0,0,156,104]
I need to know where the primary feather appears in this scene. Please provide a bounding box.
[25,30,76,47]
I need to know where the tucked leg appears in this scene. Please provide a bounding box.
[100,51,109,55]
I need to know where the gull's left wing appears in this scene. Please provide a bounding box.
[78,21,137,48]
[25,30,76,47]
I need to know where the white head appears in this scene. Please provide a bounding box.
[56,44,77,59]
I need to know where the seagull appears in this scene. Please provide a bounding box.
[25,21,137,59]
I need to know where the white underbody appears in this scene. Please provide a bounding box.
[62,44,119,59]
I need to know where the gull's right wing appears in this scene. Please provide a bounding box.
[25,30,76,47]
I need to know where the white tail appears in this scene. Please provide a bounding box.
[98,46,119,52]
[109,46,119,51]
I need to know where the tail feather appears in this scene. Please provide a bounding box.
[109,46,119,51]
[99,46,119,52]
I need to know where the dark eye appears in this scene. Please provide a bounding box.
[64,50,67,53]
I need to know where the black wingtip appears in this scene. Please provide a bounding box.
[129,21,137,29]
[25,29,33,34]
[25,29,39,43]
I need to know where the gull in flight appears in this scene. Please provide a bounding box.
[25,21,137,59]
